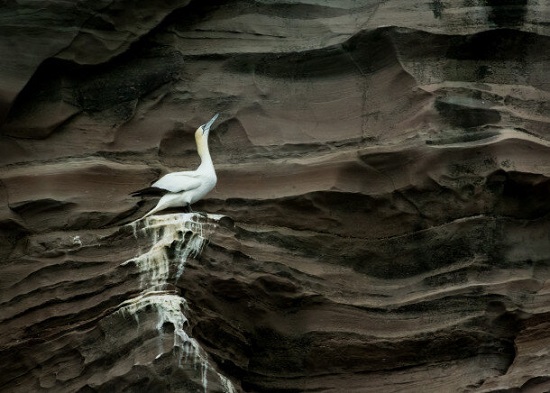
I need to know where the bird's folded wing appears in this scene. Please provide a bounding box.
[152,172,202,193]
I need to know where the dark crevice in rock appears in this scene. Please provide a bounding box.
[485,0,528,28]
[435,99,501,129]
[2,45,183,139]
[10,198,77,217]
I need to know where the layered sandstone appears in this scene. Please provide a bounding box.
[2,1,550,392]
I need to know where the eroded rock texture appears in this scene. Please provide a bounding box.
[2,0,550,392]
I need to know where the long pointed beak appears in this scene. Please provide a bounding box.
[202,113,219,134]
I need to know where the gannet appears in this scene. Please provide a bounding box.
[132,113,219,219]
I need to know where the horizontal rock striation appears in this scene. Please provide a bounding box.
[2,0,550,392]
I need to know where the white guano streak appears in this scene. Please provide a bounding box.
[117,213,237,393]
[125,213,211,290]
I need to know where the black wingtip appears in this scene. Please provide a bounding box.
[130,187,167,197]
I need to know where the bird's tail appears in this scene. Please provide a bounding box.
[134,194,175,222]
[141,205,162,220]
[127,203,163,226]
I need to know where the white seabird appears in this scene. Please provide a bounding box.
[132,113,219,219]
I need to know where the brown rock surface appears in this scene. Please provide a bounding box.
[2,1,550,392]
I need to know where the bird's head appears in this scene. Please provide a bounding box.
[196,113,219,140]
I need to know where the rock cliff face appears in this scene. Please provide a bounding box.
[2,1,550,392]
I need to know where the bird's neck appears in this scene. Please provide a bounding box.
[197,137,214,172]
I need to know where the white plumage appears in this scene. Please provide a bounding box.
[133,113,219,219]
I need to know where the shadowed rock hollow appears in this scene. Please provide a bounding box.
[2,1,550,392]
